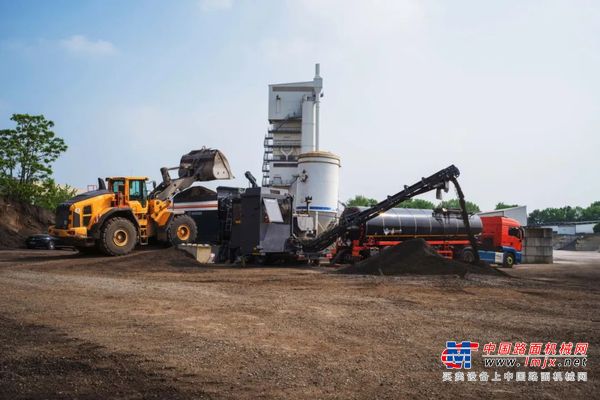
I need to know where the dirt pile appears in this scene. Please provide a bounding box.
[0,196,54,249]
[114,247,204,269]
[336,239,503,277]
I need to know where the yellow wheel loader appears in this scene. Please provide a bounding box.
[49,148,233,256]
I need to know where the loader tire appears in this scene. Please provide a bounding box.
[167,214,197,246]
[99,217,137,256]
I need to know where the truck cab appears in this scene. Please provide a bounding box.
[478,216,524,267]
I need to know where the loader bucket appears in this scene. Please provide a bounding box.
[178,148,234,181]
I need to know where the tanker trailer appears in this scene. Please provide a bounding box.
[332,207,483,263]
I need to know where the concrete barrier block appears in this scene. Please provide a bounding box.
[523,247,553,256]
[523,255,553,264]
[525,228,553,238]
[524,238,553,247]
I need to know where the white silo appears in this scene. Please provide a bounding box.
[294,151,341,234]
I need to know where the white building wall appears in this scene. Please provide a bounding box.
[539,223,596,235]
[557,225,576,235]
[477,206,528,226]
[575,223,596,234]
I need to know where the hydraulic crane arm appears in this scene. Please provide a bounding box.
[150,148,234,201]
[300,165,461,253]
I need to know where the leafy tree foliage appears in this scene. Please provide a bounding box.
[437,198,481,214]
[397,198,435,209]
[495,202,519,210]
[33,179,78,210]
[0,114,75,210]
[347,195,474,212]
[582,201,600,221]
[594,222,600,234]
[528,202,600,225]
[347,195,378,207]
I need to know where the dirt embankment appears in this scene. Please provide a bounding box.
[0,196,54,249]
[336,239,504,277]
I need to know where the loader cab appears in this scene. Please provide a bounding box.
[106,176,149,210]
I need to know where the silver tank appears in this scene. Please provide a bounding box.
[349,207,482,239]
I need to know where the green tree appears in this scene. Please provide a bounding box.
[581,201,600,221]
[32,178,78,211]
[0,114,71,209]
[594,222,600,234]
[527,209,543,225]
[397,198,435,209]
[528,202,600,224]
[495,202,519,210]
[347,195,378,207]
[437,198,481,214]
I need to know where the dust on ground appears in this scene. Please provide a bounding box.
[0,248,598,399]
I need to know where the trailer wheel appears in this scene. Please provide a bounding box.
[167,214,197,246]
[461,248,475,264]
[503,252,515,268]
[99,217,137,256]
[331,248,349,265]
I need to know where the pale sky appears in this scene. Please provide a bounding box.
[1,0,598,211]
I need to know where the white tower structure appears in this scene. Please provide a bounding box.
[263,64,340,235]
[263,64,323,188]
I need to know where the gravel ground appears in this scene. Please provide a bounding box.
[0,248,598,399]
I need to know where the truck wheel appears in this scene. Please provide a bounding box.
[167,215,197,246]
[99,217,137,256]
[47,241,55,250]
[503,253,515,268]
[461,248,475,264]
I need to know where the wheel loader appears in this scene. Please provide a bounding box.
[48,148,233,256]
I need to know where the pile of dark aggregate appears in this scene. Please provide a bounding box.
[336,239,504,277]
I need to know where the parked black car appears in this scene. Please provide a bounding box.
[25,234,67,250]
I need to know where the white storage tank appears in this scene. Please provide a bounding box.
[295,151,341,233]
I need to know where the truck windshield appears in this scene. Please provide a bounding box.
[508,227,521,238]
